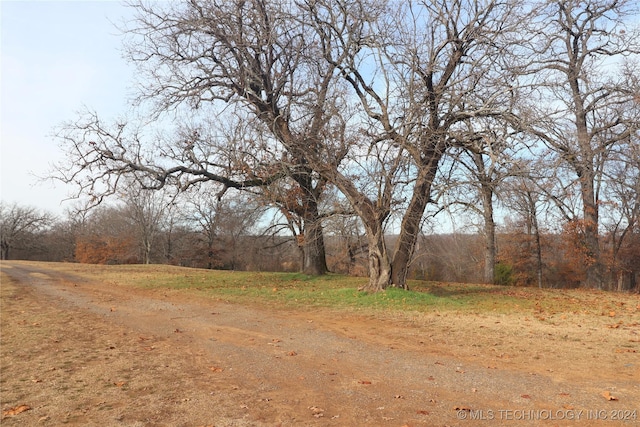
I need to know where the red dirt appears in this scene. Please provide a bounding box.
[1,261,638,426]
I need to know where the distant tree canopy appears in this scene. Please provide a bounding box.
[51,0,640,291]
[0,202,53,260]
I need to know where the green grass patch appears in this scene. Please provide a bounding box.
[69,264,538,313]
[12,261,638,316]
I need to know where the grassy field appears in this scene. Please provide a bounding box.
[38,262,639,318]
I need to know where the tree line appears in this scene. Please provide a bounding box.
[2,190,638,291]
[44,0,638,291]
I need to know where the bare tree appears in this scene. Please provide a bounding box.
[521,0,640,288]
[601,132,640,289]
[124,0,354,276]
[442,118,525,284]
[121,185,172,264]
[184,190,222,269]
[215,193,265,270]
[185,188,265,269]
[0,203,53,260]
[308,0,525,289]
[157,196,191,265]
[53,0,354,276]
[501,168,551,288]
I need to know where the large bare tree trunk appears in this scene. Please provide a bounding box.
[527,192,544,289]
[482,199,496,284]
[361,224,392,292]
[582,189,603,289]
[335,179,393,291]
[142,239,152,265]
[294,170,328,276]
[534,223,543,289]
[302,208,328,275]
[572,62,604,288]
[480,181,496,284]
[391,166,438,289]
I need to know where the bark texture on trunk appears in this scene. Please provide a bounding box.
[391,159,441,289]
[526,192,544,289]
[481,185,496,284]
[290,168,329,276]
[582,196,603,289]
[302,210,328,276]
[360,226,392,292]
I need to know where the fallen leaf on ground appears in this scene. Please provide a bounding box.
[309,406,324,418]
[209,366,224,373]
[416,410,430,415]
[2,405,31,417]
[521,394,531,399]
[114,381,126,387]
[602,391,618,401]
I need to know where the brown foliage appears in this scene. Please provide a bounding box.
[75,235,138,264]
[498,231,538,287]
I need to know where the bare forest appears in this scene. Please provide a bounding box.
[3,0,639,291]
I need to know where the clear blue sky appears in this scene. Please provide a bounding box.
[1,0,135,216]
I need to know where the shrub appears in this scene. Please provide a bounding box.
[494,262,514,286]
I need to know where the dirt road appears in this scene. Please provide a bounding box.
[1,261,638,426]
